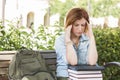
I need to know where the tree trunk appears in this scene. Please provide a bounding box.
[2,0,6,27]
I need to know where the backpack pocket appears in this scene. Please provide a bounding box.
[22,72,54,80]
[20,58,41,75]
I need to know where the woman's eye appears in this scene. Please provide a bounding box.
[74,23,86,27]
[74,24,79,27]
[81,24,86,27]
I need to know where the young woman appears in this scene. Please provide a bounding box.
[55,7,98,80]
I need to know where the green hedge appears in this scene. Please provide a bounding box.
[93,27,120,80]
[0,24,62,50]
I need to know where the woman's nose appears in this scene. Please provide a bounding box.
[78,26,82,31]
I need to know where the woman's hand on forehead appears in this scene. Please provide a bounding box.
[85,23,94,38]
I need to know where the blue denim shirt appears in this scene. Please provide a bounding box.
[54,34,89,77]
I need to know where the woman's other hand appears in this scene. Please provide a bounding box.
[65,25,72,43]
[86,23,98,65]
[85,23,94,39]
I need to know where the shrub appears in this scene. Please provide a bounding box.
[0,23,63,50]
[93,27,120,80]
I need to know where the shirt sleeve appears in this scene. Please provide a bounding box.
[54,35,68,64]
[86,40,90,64]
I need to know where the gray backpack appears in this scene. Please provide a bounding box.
[8,49,56,80]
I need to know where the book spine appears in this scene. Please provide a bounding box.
[69,76,103,80]
[68,69,102,74]
[68,69,103,80]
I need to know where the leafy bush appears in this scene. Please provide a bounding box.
[0,23,63,50]
[93,27,120,80]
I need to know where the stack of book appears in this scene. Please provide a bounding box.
[68,65,104,80]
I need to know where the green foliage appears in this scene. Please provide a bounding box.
[32,25,63,50]
[50,0,120,23]
[0,22,63,50]
[90,0,120,17]
[93,27,120,80]
[0,24,35,50]
[50,0,75,15]
[50,0,76,26]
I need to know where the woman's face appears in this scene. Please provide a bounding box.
[71,18,87,37]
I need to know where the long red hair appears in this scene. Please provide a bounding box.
[65,8,89,32]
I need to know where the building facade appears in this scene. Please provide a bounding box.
[0,0,50,29]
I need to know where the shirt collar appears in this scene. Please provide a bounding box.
[80,34,89,42]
